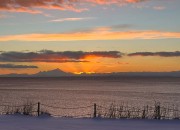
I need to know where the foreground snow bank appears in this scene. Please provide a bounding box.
[0,115,180,130]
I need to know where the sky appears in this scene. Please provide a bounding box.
[0,0,180,74]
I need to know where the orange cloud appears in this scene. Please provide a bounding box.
[0,28,180,41]
[0,0,87,13]
[0,0,148,13]
[86,0,146,5]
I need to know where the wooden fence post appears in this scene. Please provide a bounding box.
[155,105,161,119]
[142,107,146,119]
[37,102,40,116]
[157,105,161,120]
[94,103,97,118]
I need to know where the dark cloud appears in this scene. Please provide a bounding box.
[0,50,122,63]
[0,64,38,69]
[128,51,180,57]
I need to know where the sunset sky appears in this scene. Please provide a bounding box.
[0,0,180,74]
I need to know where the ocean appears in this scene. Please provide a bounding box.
[0,77,180,117]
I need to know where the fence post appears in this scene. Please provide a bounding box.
[142,107,146,119]
[155,105,161,119]
[94,103,97,118]
[157,105,161,120]
[37,102,40,116]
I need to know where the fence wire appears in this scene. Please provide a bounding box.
[41,103,93,110]
[0,102,180,119]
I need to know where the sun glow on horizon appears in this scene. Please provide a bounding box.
[73,71,96,75]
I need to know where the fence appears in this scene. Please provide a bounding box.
[0,102,180,120]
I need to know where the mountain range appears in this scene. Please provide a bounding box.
[0,69,180,77]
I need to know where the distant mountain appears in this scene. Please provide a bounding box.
[0,69,180,77]
[0,69,73,77]
[34,68,73,77]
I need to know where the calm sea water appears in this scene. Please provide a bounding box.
[0,77,180,117]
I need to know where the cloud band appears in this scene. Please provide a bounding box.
[128,51,180,57]
[0,64,38,69]
[0,50,122,63]
[0,29,180,41]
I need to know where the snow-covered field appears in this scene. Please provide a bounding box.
[0,115,180,130]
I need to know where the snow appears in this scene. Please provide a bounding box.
[0,115,180,130]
